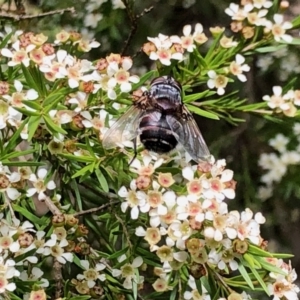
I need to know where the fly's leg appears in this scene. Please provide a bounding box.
[129,137,137,166]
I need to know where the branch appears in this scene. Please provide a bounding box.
[0,7,75,21]
[53,259,63,299]
[44,196,63,216]
[121,2,154,56]
[115,212,133,250]
[73,200,120,217]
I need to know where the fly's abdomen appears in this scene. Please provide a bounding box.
[139,114,177,153]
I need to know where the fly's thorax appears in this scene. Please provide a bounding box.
[149,84,182,107]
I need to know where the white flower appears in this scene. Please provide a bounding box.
[1,40,35,67]
[269,134,289,153]
[107,58,139,93]
[265,14,293,43]
[26,168,56,200]
[181,25,196,52]
[253,0,272,9]
[229,54,250,82]
[262,86,290,110]
[257,185,273,201]
[77,260,106,288]
[148,34,183,66]
[225,3,253,21]
[112,0,125,9]
[118,180,147,219]
[43,234,73,264]
[84,13,103,28]
[112,257,144,289]
[207,71,228,95]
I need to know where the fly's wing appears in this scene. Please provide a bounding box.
[102,106,145,149]
[166,107,210,162]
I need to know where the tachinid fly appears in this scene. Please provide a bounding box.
[102,76,210,162]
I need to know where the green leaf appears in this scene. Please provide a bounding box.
[8,293,23,300]
[243,253,261,269]
[239,102,268,111]
[44,115,67,134]
[193,48,208,67]
[108,247,129,259]
[186,104,220,120]
[43,89,68,106]
[14,248,37,263]
[69,296,91,300]
[292,14,300,28]
[44,93,69,112]
[22,100,42,110]
[133,271,138,300]
[280,37,300,45]
[95,168,109,193]
[248,244,273,257]
[248,265,270,296]
[4,117,29,152]
[12,205,48,225]
[170,285,178,300]
[255,256,289,276]
[183,91,216,103]
[205,32,223,62]
[71,179,83,210]
[14,107,41,116]
[0,32,13,48]
[21,64,39,91]
[237,263,254,289]
[72,163,94,178]
[1,149,35,160]
[60,154,95,163]
[254,45,286,53]
[132,70,157,90]
[271,253,294,259]
[27,115,41,141]
[200,275,213,295]
[73,254,85,270]
[2,161,44,167]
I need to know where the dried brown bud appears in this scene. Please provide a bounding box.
[42,43,55,55]
[52,214,65,227]
[0,81,9,95]
[242,26,255,39]
[95,58,109,72]
[74,241,90,255]
[142,42,156,55]
[71,114,85,130]
[79,81,94,93]
[136,175,151,190]
[0,174,10,189]
[64,140,77,153]
[189,262,207,279]
[65,214,79,229]
[233,239,249,254]
[230,21,243,32]
[18,233,34,247]
[75,224,89,237]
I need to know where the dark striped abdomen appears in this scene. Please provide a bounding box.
[139,114,177,153]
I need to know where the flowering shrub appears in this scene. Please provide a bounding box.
[0,0,299,300]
